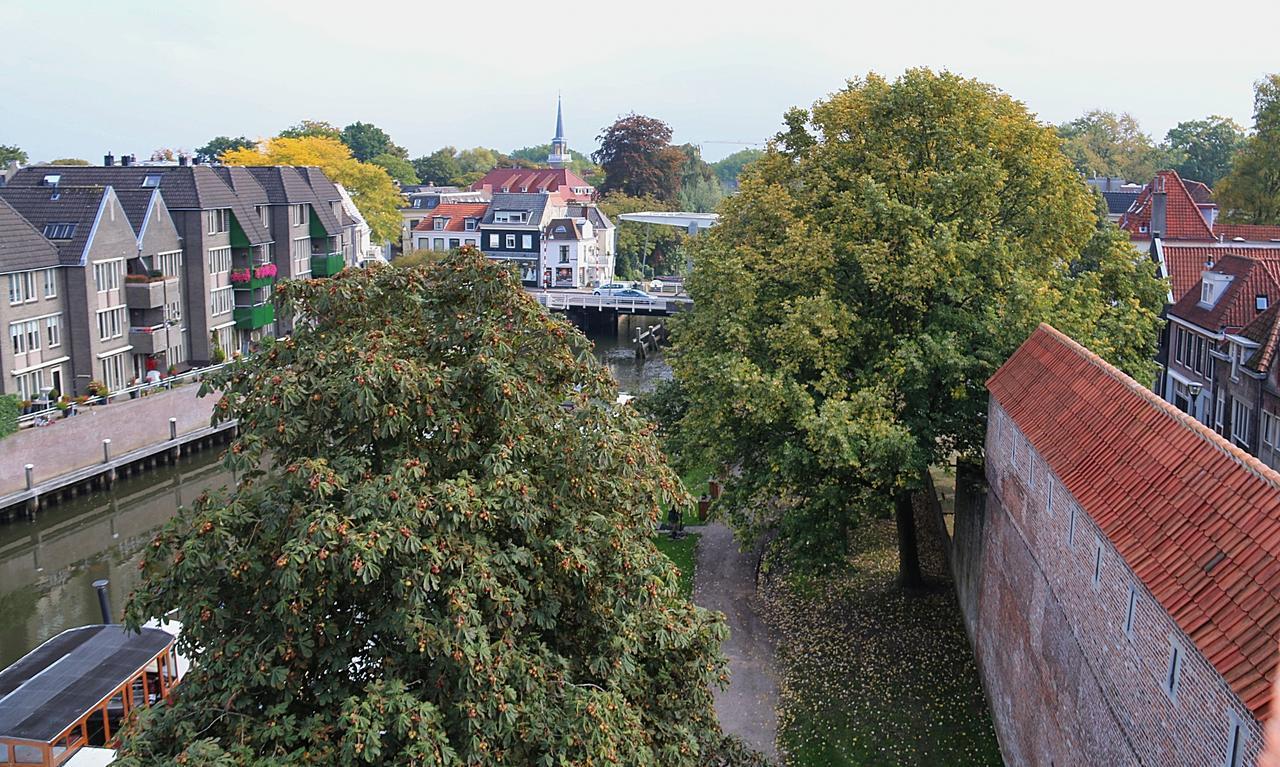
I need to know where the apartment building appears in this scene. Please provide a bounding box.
[478,193,558,285]
[0,198,67,400]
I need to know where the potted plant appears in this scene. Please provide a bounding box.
[55,398,71,418]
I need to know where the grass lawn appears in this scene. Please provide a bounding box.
[663,463,713,526]
[762,512,1001,766]
[653,532,699,599]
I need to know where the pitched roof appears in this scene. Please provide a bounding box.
[1169,254,1280,332]
[111,188,160,237]
[1121,170,1215,240]
[1239,303,1280,375]
[566,203,613,230]
[480,193,554,225]
[1102,190,1140,216]
[242,167,341,235]
[411,202,489,233]
[0,185,107,265]
[988,324,1280,720]
[1215,223,1280,243]
[545,217,586,240]
[470,168,592,199]
[0,197,60,274]
[1160,243,1280,303]
[5,165,239,210]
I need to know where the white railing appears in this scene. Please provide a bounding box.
[530,291,691,313]
[17,360,236,429]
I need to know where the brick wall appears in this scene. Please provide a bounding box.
[961,397,1263,766]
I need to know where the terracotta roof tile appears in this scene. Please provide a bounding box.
[988,324,1280,720]
[1169,254,1280,332]
[411,202,490,234]
[1121,170,1215,240]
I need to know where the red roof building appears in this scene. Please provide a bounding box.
[967,324,1280,765]
[470,168,594,203]
[408,202,489,251]
[1120,170,1216,241]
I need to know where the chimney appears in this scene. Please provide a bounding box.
[104,152,115,167]
[178,154,189,166]
[1151,174,1167,239]
[121,154,132,167]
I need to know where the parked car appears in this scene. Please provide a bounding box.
[593,283,629,296]
[614,288,654,300]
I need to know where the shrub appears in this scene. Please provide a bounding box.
[0,394,18,437]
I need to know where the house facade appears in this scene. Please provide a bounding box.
[1,198,67,400]
[958,324,1280,767]
[409,202,487,252]
[478,193,557,285]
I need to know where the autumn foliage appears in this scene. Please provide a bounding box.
[117,249,739,765]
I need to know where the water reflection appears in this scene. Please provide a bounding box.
[586,313,672,395]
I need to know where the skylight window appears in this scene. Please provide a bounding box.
[42,222,76,239]
[142,174,162,188]
[42,174,60,187]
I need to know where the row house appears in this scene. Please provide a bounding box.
[409,202,488,252]
[471,193,616,288]
[1,198,67,399]
[1210,303,1280,469]
[399,186,485,254]
[966,324,1280,766]
[478,193,558,286]
[5,162,351,362]
[1162,254,1280,426]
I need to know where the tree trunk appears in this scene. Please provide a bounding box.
[895,488,924,590]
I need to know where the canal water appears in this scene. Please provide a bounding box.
[0,316,670,667]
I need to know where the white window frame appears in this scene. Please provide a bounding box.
[1263,411,1276,453]
[505,234,516,249]
[1124,586,1137,638]
[45,315,61,348]
[1232,399,1252,447]
[93,259,123,292]
[1092,538,1104,588]
[489,233,500,248]
[210,286,234,316]
[96,306,124,342]
[8,271,37,305]
[1225,713,1248,767]
[42,268,57,298]
[208,247,232,274]
[522,234,533,250]
[292,237,311,277]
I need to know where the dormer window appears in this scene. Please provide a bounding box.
[413,199,424,209]
[433,218,447,231]
[1139,224,1149,234]
[464,219,476,231]
[1202,282,1212,304]
[1259,295,1270,311]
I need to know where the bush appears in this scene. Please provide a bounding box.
[0,394,18,437]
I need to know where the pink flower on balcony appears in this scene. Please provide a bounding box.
[254,263,278,279]
[230,269,251,283]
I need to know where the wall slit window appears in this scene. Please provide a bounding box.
[1124,586,1137,637]
[1164,639,1184,701]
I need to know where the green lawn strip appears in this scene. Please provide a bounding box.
[653,533,699,599]
[660,462,714,526]
[763,520,1001,766]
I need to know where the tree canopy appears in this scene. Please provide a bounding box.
[711,149,764,191]
[671,70,1166,576]
[1217,74,1280,224]
[412,148,463,187]
[221,136,402,242]
[48,157,91,166]
[1057,109,1167,182]
[676,145,724,214]
[597,193,687,279]
[278,120,344,141]
[371,152,420,185]
[341,122,408,163]
[509,144,600,179]
[117,250,742,766]
[594,114,685,202]
[0,144,29,166]
[195,136,255,164]
[1164,116,1246,186]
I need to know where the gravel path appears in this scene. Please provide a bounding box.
[693,522,780,762]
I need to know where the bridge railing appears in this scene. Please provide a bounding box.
[530,291,690,313]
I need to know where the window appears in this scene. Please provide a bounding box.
[1264,411,1277,453]
[1068,504,1076,546]
[93,259,122,291]
[505,235,516,249]
[1164,639,1184,701]
[560,245,570,264]
[211,287,234,316]
[1232,399,1252,447]
[1124,586,1137,637]
[42,222,76,239]
[43,268,57,298]
[208,247,232,274]
[465,219,477,231]
[142,174,162,188]
[1259,295,1270,311]
[489,234,500,248]
[433,238,445,251]
[102,352,127,392]
[1092,538,1103,587]
[45,315,61,347]
[522,234,533,250]
[96,307,125,341]
[291,204,308,226]
[434,218,446,230]
[14,369,44,401]
[449,238,460,250]
[292,237,311,276]
[41,173,60,186]
[207,209,229,234]
[1046,481,1054,516]
[257,205,269,228]
[157,250,182,278]
[1194,336,1207,375]
[1216,391,1226,434]
[8,271,36,304]
[1226,717,1247,767]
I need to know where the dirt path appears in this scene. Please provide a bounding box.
[693,522,780,762]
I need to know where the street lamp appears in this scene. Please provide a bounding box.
[1187,382,1202,398]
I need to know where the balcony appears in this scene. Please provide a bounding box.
[231,264,278,292]
[234,303,275,330]
[128,324,171,355]
[125,276,179,309]
[310,252,344,277]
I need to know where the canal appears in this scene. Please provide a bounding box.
[0,315,670,666]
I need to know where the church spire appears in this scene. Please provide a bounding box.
[547,94,569,169]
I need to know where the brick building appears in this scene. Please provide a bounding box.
[957,324,1280,766]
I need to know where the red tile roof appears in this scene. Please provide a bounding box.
[1162,244,1280,303]
[1216,223,1280,243]
[1239,303,1280,375]
[470,168,592,202]
[411,202,489,233]
[1169,254,1280,332]
[988,324,1280,720]
[1121,170,1215,240]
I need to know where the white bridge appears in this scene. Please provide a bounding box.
[616,211,719,234]
[529,290,692,315]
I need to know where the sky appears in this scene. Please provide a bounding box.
[3,0,1278,164]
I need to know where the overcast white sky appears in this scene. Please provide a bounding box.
[3,0,1277,163]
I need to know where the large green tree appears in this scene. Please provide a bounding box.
[1164,116,1246,186]
[508,144,600,179]
[341,122,408,163]
[672,70,1166,581]
[594,114,685,202]
[116,251,741,765]
[194,136,255,164]
[371,152,420,185]
[0,144,29,166]
[676,144,724,213]
[1057,109,1167,182]
[1217,75,1280,224]
[412,148,463,187]
[598,193,687,279]
[711,149,764,191]
[278,119,343,141]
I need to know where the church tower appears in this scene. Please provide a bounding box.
[547,95,570,169]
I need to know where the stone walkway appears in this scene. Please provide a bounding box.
[693,522,780,761]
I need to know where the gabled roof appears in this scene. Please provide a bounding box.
[1239,303,1280,375]
[411,202,489,233]
[0,185,108,266]
[1215,223,1280,243]
[545,217,586,240]
[480,193,554,226]
[1102,190,1140,216]
[242,166,341,235]
[112,188,161,238]
[211,166,270,205]
[988,324,1280,720]
[5,165,238,210]
[1160,243,1280,303]
[566,203,613,230]
[1169,254,1280,333]
[1121,170,1215,240]
[0,197,60,274]
[471,168,592,199]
